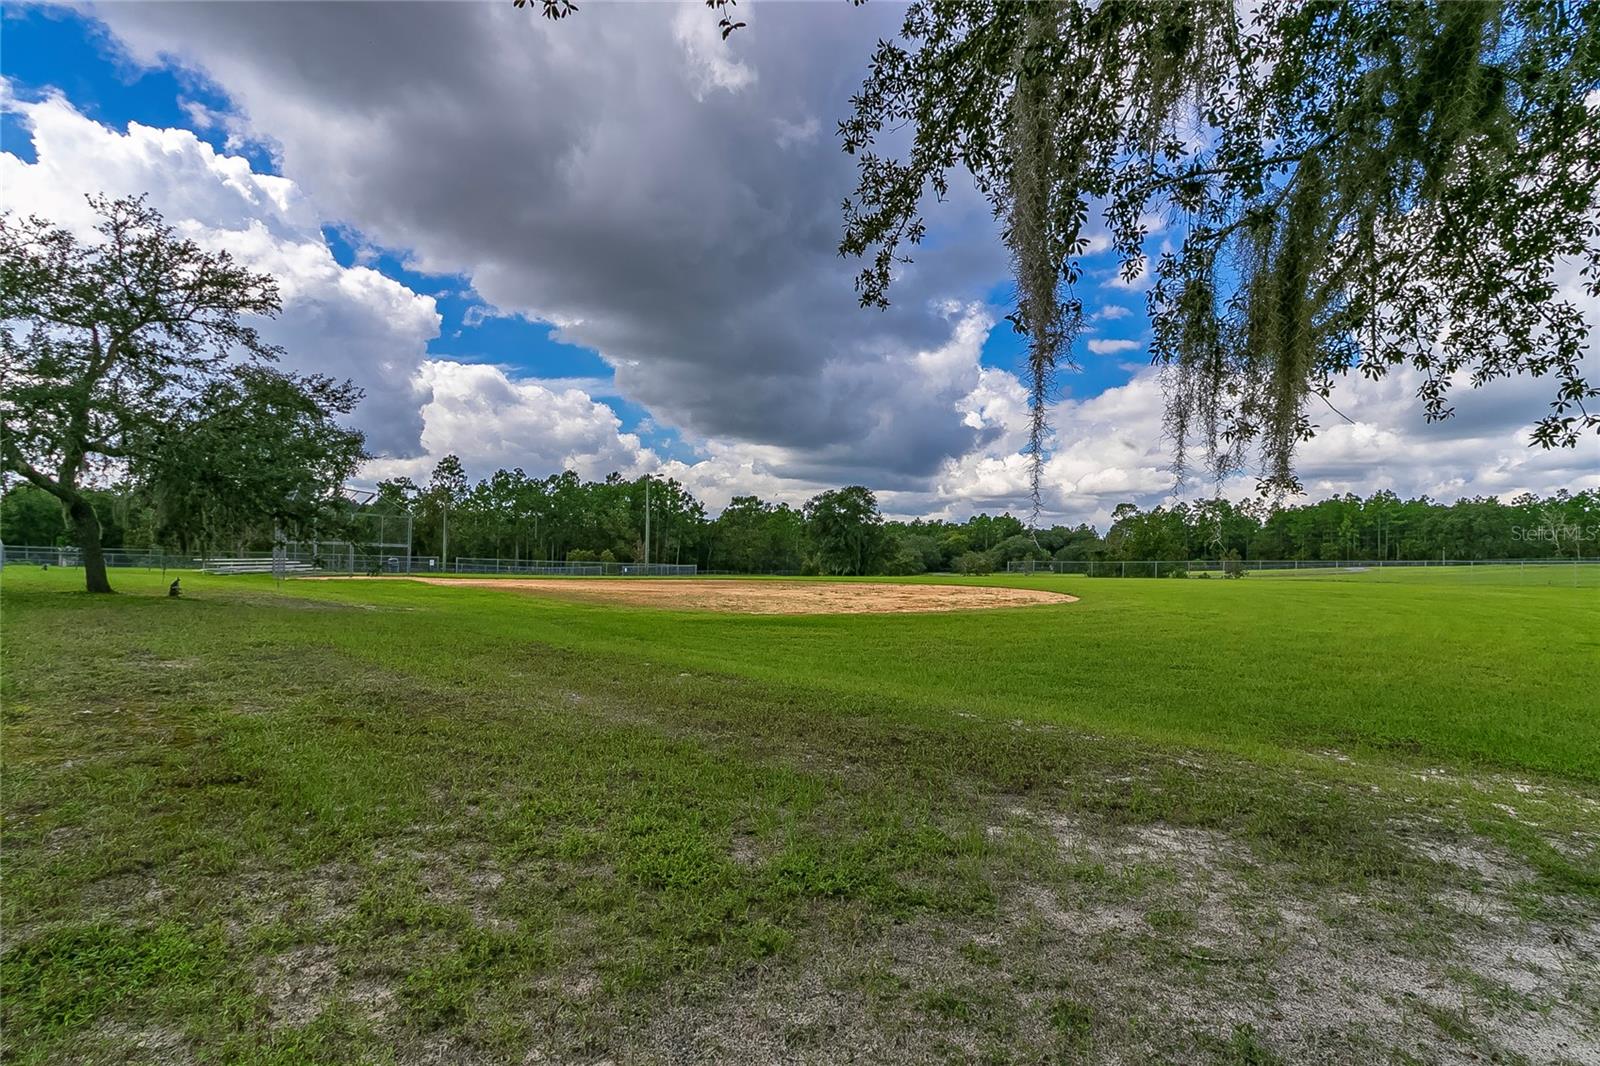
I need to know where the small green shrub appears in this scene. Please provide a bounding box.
[955,551,993,576]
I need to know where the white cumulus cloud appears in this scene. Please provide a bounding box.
[1087,338,1142,355]
[1,86,439,457]
[363,361,652,484]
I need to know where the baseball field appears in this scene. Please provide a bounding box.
[2,568,1596,1064]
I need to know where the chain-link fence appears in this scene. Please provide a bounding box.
[452,557,697,577]
[206,549,442,575]
[1006,557,1600,586]
[452,558,603,576]
[0,545,200,570]
[0,544,440,575]
[6,543,1587,586]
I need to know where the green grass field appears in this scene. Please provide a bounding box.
[3,568,1597,1064]
[1244,561,1600,587]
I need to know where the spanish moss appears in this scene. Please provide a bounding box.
[841,0,1600,507]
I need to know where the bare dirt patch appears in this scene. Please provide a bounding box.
[392,578,1076,614]
[974,806,1600,1064]
[256,943,339,1027]
[87,1022,196,1066]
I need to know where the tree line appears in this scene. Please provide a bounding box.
[5,198,1595,592]
[8,453,1595,576]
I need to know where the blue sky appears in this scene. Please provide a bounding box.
[2,5,733,462]
[0,3,1150,444]
[5,2,1588,518]
[4,10,655,473]
[316,225,630,409]
[2,7,263,169]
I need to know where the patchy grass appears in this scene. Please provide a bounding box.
[2,568,1597,1064]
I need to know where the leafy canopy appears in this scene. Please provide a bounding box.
[1,195,282,490]
[839,0,1600,498]
[804,484,888,575]
[136,368,367,550]
[0,195,363,591]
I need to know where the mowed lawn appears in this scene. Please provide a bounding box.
[3,568,1597,1065]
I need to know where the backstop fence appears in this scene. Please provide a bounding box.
[451,557,698,577]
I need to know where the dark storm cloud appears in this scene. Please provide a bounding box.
[90,1,1012,474]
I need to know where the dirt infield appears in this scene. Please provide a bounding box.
[400,578,1076,614]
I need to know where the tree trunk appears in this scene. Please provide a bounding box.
[68,494,114,593]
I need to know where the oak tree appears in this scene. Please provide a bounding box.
[3,196,280,591]
[137,368,367,555]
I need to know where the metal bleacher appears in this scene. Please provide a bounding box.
[200,558,320,576]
